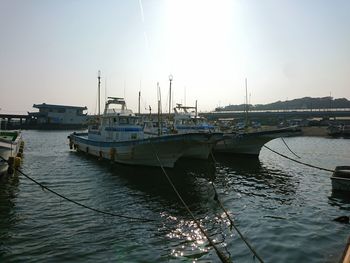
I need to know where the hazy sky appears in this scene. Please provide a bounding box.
[0,0,349,114]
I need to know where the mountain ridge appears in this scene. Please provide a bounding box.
[215,97,350,111]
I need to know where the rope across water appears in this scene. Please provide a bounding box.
[263,144,335,173]
[210,151,265,263]
[0,155,156,222]
[150,143,233,263]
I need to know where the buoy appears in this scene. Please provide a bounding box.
[14,157,21,168]
[19,148,23,153]
[7,157,15,174]
[16,152,22,158]
[20,141,24,147]
[109,148,116,161]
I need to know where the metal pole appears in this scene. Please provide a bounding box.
[138,91,141,115]
[98,70,101,116]
[195,100,198,117]
[245,78,248,127]
[169,75,173,120]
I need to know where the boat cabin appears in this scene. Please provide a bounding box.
[173,103,215,133]
[143,120,169,136]
[88,97,144,142]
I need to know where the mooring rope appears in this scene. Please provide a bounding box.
[280,137,301,159]
[0,155,156,222]
[151,144,232,263]
[263,145,335,173]
[210,151,265,263]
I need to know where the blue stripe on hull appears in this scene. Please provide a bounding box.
[70,132,215,148]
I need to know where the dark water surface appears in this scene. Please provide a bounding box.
[1,131,349,262]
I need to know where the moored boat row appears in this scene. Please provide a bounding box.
[68,97,304,168]
[69,97,221,168]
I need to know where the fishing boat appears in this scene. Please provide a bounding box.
[171,103,223,159]
[214,126,302,156]
[0,131,23,175]
[331,166,350,192]
[69,97,215,167]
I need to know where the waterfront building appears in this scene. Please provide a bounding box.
[28,103,88,128]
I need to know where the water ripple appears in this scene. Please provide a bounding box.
[1,131,350,262]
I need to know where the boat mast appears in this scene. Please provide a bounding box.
[157,82,162,135]
[245,78,249,127]
[98,70,101,116]
[169,74,173,120]
[138,91,141,115]
[195,100,198,117]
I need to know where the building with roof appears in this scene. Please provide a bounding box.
[28,103,88,128]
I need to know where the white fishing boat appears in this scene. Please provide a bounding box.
[69,97,215,167]
[0,131,23,175]
[214,126,302,156]
[172,103,223,159]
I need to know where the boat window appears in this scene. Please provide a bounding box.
[129,118,139,125]
[119,117,128,124]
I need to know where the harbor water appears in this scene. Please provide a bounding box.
[1,130,350,262]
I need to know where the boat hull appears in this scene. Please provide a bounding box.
[0,148,12,174]
[331,177,350,192]
[331,166,350,192]
[0,131,22,175]
[214,127,301,156]
[181,132,223,159]
[69,132,215,168]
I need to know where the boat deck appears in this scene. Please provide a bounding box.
[0,131,18,142]
[0,132,17,149]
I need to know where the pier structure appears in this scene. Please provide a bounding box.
[0,114,30,130]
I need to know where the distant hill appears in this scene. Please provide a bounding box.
[215,97,350,111]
